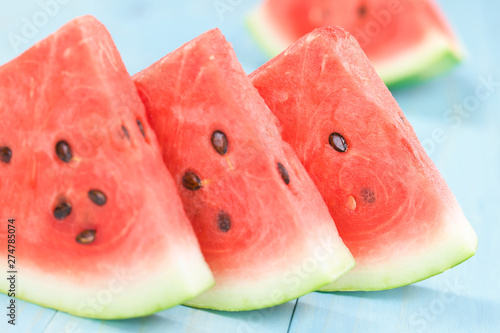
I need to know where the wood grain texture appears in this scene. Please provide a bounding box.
[1,0,498,332]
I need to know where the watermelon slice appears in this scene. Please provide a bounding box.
[247,0,463,86]
[132,28,355,310]
[0,16,214,318]
[250,27,477,291]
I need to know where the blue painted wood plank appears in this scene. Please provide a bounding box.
[0,295,56,333]
[0,0,267,75]
[43,301,296,333]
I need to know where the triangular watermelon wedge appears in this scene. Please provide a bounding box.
[247,0,463,87]
[133,28,355,310]
[0,16,214,318]
[250,26,477,291]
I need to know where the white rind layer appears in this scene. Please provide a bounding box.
[320,203,477,291]
[246,6,291,58]
[0,242,214,319]
[373,28,464,87]
[185,232,355,310]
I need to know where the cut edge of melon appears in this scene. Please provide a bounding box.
[246,6,463,87]
[184,234,355,311]
[1,245,215,319]
[319,206,477,291]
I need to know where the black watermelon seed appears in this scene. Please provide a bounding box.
[182,171,202,191]
[211,130,228,155]
[329,133,348,153]
[76,229,96,244]
[218,211,231,232]
[54,202,72,220]
[1,146,12,163]
[88,190,107,206]
[400,116,405,124]
[358,4,367,17]
[360,188,376,204]
[136,119,146,138]
[56,141,72,162]
[122,125,130,140]
[277,162,290,185]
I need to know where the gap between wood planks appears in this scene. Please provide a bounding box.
[38,310,57,332]
[286,299,299,333]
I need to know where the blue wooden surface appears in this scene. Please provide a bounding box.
[1,0,499,332]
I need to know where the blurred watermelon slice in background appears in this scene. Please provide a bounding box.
[247,0,464,87]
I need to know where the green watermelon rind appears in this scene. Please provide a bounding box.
[245,8,289,59]
[319,207,477,291]
[246,8,463,88]
[0,250,215,319]
[375,29,464,88]
[183,237,356,311]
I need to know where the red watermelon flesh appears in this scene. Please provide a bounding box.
[247,0,463,86]
[133,28,355,310]
[250,26,477,291]
[0,16,213,318]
